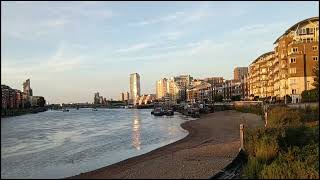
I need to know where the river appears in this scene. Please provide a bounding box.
[1,108,194,179]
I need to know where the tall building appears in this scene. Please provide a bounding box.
[167,78,185,104]
[273,16,318,103]
[2,85,24,109]
[248,51,276,98]
[23,79,33,96]
[94,92,100,104]
[156,78,168,99]
[124,92,130,101]
[173,75,193,88]
[187,81,212,103]
[234,67,248,80]
[248,17,319,103]
[130,73,141,103]
[203,77,224,86]
[120,92,125,101]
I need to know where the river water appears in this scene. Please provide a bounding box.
[1,108,194,179]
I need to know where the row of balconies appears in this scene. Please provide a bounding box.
[288,50,303,56]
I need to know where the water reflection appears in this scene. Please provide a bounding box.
[132,110,141,150]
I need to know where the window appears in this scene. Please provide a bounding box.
[292,47,298,52]
[313,46,318,51]
[299,29,303,34]
[313,56,318,61]
[290,79,296,84]
[290,57,296,63]
[302,28,306,34]
[292,89,297,94]
[289,68,296,74]
[310,28,314,34]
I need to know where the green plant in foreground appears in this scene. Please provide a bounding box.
[243,124,319,179]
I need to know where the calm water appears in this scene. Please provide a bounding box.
[1,108,195,179]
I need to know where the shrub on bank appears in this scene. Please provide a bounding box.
[244,128,281,161]
[242,157,264,179]
[242,124,319,179]
[260,144,319,179]
[235,104,263,116]
[267,106,303,127]
[298,105,319,122]
[301,89,319,102]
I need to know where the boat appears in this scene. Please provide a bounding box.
[151,110,154,114]
[165,109,174,116]
[63,109,69,112]
[153,107,165,116]
[92,108,98,111]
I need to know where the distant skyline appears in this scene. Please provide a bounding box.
[1,1,318,104]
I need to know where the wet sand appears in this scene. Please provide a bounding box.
[68,110,263,179]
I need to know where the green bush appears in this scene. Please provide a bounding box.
[235,104,263,116]
[231,95,241,101]
[298,105,319,122]
[267,106,303,127]
[243,125,319,179]
[260,144,319,179]
[301,89,319,102]
[244,128,281,158]
[242,157,264,179]
[278,125,319,149]
[255,135,279,162]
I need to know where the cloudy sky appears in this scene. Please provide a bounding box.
[1,1,318,104]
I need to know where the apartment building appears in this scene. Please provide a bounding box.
[186,81,212,103]
[156,78,168,99]
[248,17,319,103]
[234,67,248,80]
[248,51,276,99]
[274,17,319,103]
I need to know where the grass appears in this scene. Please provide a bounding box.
[234,104,263,116]
[242,105,319,179]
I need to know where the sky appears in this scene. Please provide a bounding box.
[1,1,319,104]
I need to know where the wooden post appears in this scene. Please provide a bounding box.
[240,124,244,151]
[264,111,268,127]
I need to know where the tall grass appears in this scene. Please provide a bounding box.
[235,104,263,116]
[242,105,319,179]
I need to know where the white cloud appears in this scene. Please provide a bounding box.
[115,42,155,53]
[130,11,185,26]
[2,43,88,81]
[4,3,114,41]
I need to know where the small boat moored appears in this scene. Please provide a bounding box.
[165,109,174,116]
[153,107,165,116]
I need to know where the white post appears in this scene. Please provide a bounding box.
[240,124,244,151]
[265,111,268,127]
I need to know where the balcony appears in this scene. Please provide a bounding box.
[281,64,287,69]
[288,51,303,56]
[280,53,287,59]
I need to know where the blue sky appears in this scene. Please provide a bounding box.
[1,1,319,104]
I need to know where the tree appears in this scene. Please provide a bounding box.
[231,95,241,101]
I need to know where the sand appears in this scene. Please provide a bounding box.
[68,110,263,179]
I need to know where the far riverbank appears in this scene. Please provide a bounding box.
[1,107,48,118]
[68,110,263,179]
